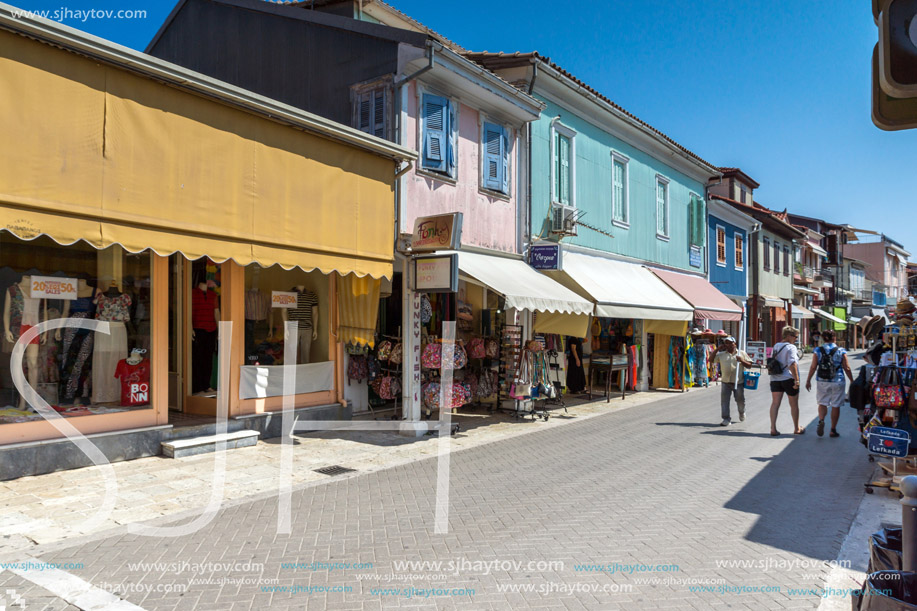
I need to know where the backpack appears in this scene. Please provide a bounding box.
[816,346,840,381]
[766,344,788,375]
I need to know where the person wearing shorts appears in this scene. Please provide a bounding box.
[805,330,854,438]
[769,326,802,436]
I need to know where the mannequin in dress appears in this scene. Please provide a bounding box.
[191,281,220,393]
[281,284,318,364]
[3,275,46,411]
[92,279,132,404]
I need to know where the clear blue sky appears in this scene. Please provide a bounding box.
[12,0,916,254]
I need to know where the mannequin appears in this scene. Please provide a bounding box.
[92,280,131,404]
[60,279,96,406]
[115,348,150,407]
[282,284,318,364]
[244,284,270,360]
[3,275,46,411]
[191,281,219,394]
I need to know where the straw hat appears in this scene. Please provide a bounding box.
[896,299,916,315]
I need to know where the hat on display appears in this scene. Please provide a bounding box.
[716,329,728,336]
[897,299,916,316]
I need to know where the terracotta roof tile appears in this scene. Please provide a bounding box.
[464,51,718,173]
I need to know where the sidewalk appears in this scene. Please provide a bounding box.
[0,385,678,557]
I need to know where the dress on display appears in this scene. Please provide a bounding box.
[92,291,131,404]
[60,288,96,405]
[191,287,218,393]
[7,283,41,343]
[565,336,586,394]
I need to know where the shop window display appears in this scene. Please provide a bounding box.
[243,265,326,366]
[0,232,152,424]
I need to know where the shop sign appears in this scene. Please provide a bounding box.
[747,341,767,367]
[30,275,78,300]
[271,291,298,308]
[413,255,458,293]
[689,246,702,268]
[411,213,463,253]
[529,244,562,271]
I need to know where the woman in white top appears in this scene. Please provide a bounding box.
[768,326,803,436]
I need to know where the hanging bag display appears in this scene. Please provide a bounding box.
[389,342,403,365]
[485,338,500,359]
[421,343,441,369]
[468,337,486,359]
[874,367,906,410]
[376,340,393,362]
[510,351,532,400]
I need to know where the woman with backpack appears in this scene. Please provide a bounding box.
[804,329,854,437]
[768,326,803,436]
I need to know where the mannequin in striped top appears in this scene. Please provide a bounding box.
[282,285,318,364]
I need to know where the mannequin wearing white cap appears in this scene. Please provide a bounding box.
[710,336,753,426]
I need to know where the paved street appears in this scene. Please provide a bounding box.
[1,360,877,610]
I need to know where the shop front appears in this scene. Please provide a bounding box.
[0,18,412,477]
[545,251,695,392]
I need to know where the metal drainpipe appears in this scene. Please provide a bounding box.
[525,62,537,256]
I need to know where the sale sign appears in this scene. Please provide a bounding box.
[271,291,298,309]
[30,276,78,300]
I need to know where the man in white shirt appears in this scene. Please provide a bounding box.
[710,336,753,426]
[768,326,803,436]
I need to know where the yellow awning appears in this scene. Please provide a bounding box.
[0,29,395,279]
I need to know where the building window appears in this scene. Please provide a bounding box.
[740,186,748,204]
[735,233,744,270]
[656,175,670,238]
[773,241,780,274]
[783,246,790,276]
[716,225,726,266]
[421,93,456,178]
[688,193,704,248]
[611,152,629,226]
[763,237,771,270]
[353,86,388,139]
[551,122,576,207]
[481,121,510,195]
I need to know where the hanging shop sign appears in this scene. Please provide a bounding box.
[30,275,78,300]
[411,213,463,253]
[413,254,458,293]
[689,246,702,268]
[271,291,298,308]
[747,341,767,367]
[529,244,563,271]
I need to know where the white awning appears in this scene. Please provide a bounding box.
[809,243,828,257]
[547,252,693,321]
[763,296,786,309]
[452,251,593,315]
[849,316,862,323]
[813,308,847,324]
[791,305,816,319]
[793,285,820,295]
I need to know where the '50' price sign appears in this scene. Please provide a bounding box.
[31,276,78,300]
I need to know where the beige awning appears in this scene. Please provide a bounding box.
[791,305,816,319]
[763,296,786,308]
[0,27,402,279]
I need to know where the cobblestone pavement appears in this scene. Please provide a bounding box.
[1,358,878,610]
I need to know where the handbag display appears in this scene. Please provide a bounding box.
[468,337,486,359]
[874,367,906,410]
[389,342,403,365]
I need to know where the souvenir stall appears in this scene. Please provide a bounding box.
[582,317,639,393]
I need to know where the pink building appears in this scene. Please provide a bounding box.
[845,236,911,302]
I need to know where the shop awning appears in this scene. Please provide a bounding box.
[810,243,828,257]
[453,251,593,316]
[0,26,411,279]
[794,285,820,296]
[791,305,816,319]
[649,269,743,321]
[763,296,786,309]
[546,252,693,321]
[813,309,847,324]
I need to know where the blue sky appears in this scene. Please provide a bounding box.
[11,0,916,254]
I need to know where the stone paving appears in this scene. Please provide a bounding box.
[0,356,886,609]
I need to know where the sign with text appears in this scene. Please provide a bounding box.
[747,341,767,367]
[30,276,78,300]
[413,255,458,293]
[689,246,702,268]
[529,244,562,270]
[271,291,298,308]
[868,426,910,457]
[411,213,463,253]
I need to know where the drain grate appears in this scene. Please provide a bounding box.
[314,465,356,476]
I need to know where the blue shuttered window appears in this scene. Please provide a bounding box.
[482,122,509,194]
[422,94,448,173]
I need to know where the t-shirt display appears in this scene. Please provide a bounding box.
[288,288,318,327]
[191,287,218,331]
[114,358,151,406]
[94,292,132,322]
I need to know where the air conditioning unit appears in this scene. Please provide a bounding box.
[550,203,577,236]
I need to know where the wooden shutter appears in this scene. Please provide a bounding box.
[716,227,726,264]
[482,122,503,192]
[763,238,770,270]
[422,94,447,172]
[373,89,385,138]
[735,235,744,268]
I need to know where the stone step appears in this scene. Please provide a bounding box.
[161,430,260,458]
